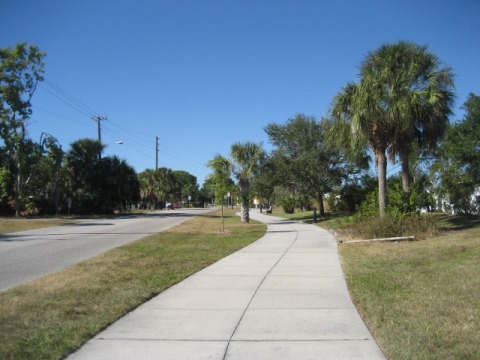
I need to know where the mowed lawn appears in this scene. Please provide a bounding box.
[1,210,479,359]
[339,220,480,360]
[269,207,479,359]
[0,208,266,360]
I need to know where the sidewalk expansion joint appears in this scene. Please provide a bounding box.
[222,222,299,360]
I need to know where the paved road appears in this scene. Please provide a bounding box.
[0,208,214,291]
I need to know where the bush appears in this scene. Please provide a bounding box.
[350,214,440,239]
[355,178,433,219]
[280,196,295,214]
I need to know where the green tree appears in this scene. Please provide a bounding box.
[21,134,65,215]
[98,156,140,213]
[0,43,46,216]
[0,167,10,203]
[230,142,265,223]
[363,42,455,194]
[439,93,480,214]
[207,154,235,206]
[172,170,198,206]
[138,169,158,209]
[199,177,217,207]
[265,114,347,217]
[332,81,391,217]
[328,173,377,213]
[65,138,105,214]
[251,155,276,206]
[138,167,179,209]
[331,41,454,217]
[156,167,177,206]
[208,143,265,223]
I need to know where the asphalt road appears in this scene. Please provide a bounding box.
[0,208,214,291]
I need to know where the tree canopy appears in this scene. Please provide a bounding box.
[265,114,348,217]
[438,93,480,214]
[331,41,455,217]
[0,43,46,215]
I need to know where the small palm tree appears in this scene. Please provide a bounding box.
[230,142,265,223]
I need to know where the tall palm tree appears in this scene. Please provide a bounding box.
[65,139,105,213]
[332,81,392,217]
[362,41,455,193]
[230,142,265,223]
[332,41,455,216]
[138,169,157,208]
[155,167,177,206]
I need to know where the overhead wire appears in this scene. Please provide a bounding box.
[36,78,209,174]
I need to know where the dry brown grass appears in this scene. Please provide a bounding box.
[0,218,76,234]
[340,224,480,359]
[0,208,266,360]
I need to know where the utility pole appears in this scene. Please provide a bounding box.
[155,136,159,171]
[92,115,107,159]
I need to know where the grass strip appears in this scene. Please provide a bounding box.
[270,208,480,358]
[0,218,77,234]
[339,226,480,360]
[0,208,266,360]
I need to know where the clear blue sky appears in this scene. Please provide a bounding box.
[2,0,479,184]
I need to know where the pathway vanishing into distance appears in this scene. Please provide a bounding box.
[67,210,385,360]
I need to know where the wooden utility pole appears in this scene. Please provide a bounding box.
[92,115,107,159]
[155,136,159,170]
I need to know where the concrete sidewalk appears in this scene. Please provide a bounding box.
[67,210,385,359]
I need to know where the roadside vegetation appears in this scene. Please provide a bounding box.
[3,39,480,360]
[270,206,480,359]
[340,219,480,360]
[0,218,76,234]
[0,208,266,360]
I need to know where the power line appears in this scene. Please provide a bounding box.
[43,79,99,117]
[36,79,209,175]
[32,105,95,129]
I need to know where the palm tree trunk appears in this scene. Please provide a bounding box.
[376,148,388,217]
[240,183,250,223]
[241,201,249,223]
[400,149,411,194]
[241,195,250,223]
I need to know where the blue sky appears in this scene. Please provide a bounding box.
[2,0,479,184]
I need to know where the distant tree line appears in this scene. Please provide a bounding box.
[3,41,478,218]
[0,43,203,216]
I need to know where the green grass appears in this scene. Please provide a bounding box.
[3,207,479,359]
[271,207,480,358]
[0,208,266,360]
[267,207,354,230]
[339,225,480,359]
[0,218,77,234]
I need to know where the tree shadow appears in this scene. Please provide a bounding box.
[439,215,480,231]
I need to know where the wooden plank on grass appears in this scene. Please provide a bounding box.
[339,236,416,244]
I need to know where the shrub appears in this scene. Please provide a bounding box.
[350,214,440,239]
[280,195,295,214]
[355,178,432,219]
